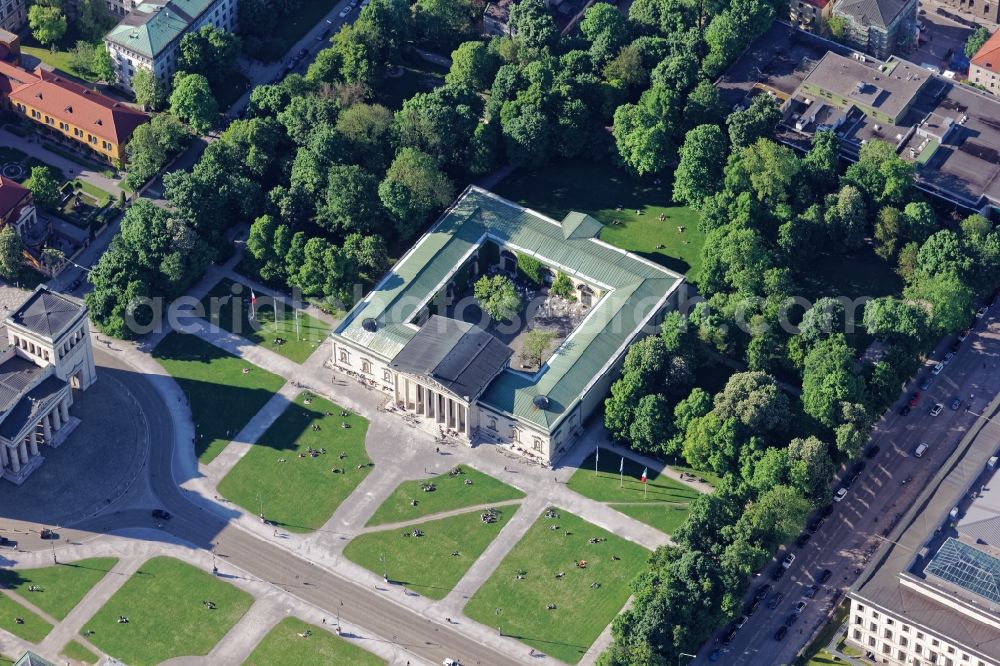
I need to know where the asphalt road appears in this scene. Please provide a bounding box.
[8,348,522,666]
[694,306,1000,665]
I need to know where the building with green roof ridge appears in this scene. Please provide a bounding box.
[104,0,236,91]
[331,186,684,462]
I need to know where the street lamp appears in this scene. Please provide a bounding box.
[256,492,265,523]
[496,607,502,636]
[678,652,697,666]
[379,552,387,582]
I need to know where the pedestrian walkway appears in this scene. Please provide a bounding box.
[0,126,123,198]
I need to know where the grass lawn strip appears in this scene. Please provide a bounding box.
[0,557,118,620]
[493,159,704,279]
[0,592,52,642]
[153,332,285,463]
[82,556,253,666]
[62,639,99,664]
[218,392,369,533]
[365,465,525,526]
[464,508,650,664]
[568,449,701,504]
[200,278,330,363]
[242,617,385,665]
[344,506,518,600]
[609,502,690,535]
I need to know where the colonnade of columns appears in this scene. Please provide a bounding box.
[0,397,71,479]
[397,377,470,436]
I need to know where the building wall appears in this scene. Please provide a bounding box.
[789,0,831,33]
[846,597,996,666]
[971,63,1000,95]
[107,0,237,91]
[936,0,1000,23]
[836,0,917,60]
[0,0,27,32]
[9,100,123,161]
[800,81,910,125]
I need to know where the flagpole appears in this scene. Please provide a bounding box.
[594,446,599,476]
[619,457,623,488]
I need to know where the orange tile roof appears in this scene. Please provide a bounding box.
[972,29,1000,72]
[0,176,30,222]
[0,64,148,145]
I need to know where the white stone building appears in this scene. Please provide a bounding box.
[0,287,96,484]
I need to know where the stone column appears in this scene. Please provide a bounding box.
[28,430,38,457]
[51,409,61,432]
[448,399,456,429]
[9,445,20,473]
[42,415,52,444]
[427,389,435,419]
[59,399,69,424]
[0,444,8,471]
[18,440,28,465]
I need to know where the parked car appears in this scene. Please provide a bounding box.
[152,509,171,520]
[908,392,921,406]
[803,584,819,598]
[709,648,722,661]
[774,625,788,641]
[755,584,772,601]
[932,362,945,375]
[833,487,848,502]
[959,329,971,341]
[339,6,351,16]
[951,397,962,410]
[977,305,989,319]
[930,403,944,417]
[944,351,955,364]
[793,600,807,614]
[39,529,56,540]
[721,626,738,644]
[767,591,784,609]
[915,442,929,458]
[735,615,749,630]
[819,504,834,517]
[808,517,825,533]
[784,613,798,627]
[0,536,16,549]
[818,569,832,584]
[796,532,811,548]
[745,597,761,617]
[772,565,786,581]
[782,553,796,569]
[921,376,933,390]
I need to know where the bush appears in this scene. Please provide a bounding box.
[551,272,576,300]
[517,253,546,285]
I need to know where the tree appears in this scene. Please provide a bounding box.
[916,230,969,278]
[169,73,218,134]
[0,226,23,280]
[317,165,382,234]
[91,44,116,83]
[550,272,575,300]
[603,43,647,89]
[673,125,727,208]
[612,103,669,176]
[726,93,780,150]
[378,148,455,239]
[844,140,914,206]
[786,436,834,503]
[712,371,789,434]
[801,334,865,428]
[628,393,672,454]
[521,329,555,366]
[24,166,60,211]
[394,86,481,170]
[28,5,67,47]
[474,274,521,322]
[905,273,974,336]
[76,0,112,40]
[965,26,991,58]
[68,41,95,76]
[178,25,241,86]
[579,3,629,64]
[874,206,903,260]
[863,297,929,342]
[508,0,559,52]
[123,113,191,190]
[828,15,847,40]
[133,69,167,111]
[413,0,475,51]
[824,184,867,250]
[501,103,551,168]
[447,41,501,92]
[799,297,846,342]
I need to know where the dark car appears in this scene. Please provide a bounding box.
[39,529,56,540]
[864,445,880,459]
[774,625,788,641]
[951,397,962,410]
[745,597,761,616]
[152,509,171,520]
[803,584,819,598]
[721,626,738,644]
[820,504,834,517]
[818,569,832,584]
[899,404,911,416]
[68,277,83,291]
[772,565,786,581]
[755,584,772,601]
[784,612,798,627]
[767,591,784,609]
[908,392,921,407]
[808,517,824,533]
[0,536,16,549]
[796,532,811,548]
[920,377,933,391]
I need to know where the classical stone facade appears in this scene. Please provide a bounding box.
[0,287,96,485]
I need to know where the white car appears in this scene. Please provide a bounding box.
[977,305,989,319]
[339,6,351,17]
[833,487,848,503]
[915,442,929,458]
[782,553,796,568]
[930,403,944,417]
[932,362,944,375]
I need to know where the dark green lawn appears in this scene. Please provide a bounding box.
[213,72,251,111]
[804,247,903,303]
[217,393,370,532]
[365,466,525,526]
[200,278,330,363]
[153,333,286,463]
[346,507,519,599]
[0,593,52,643]
[464,509,650,664]
[494,159,704,279]
[83,557,254,666]
[377,58,447,110]
[243,617,385,665]
[0,557,119,620]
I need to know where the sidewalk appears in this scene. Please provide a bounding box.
[0,127,123,198]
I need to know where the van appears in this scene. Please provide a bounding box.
[915,443,929,458]
[988,456,998,470]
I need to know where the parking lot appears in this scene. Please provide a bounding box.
[912,0,975,71]
[693,304,1000,665]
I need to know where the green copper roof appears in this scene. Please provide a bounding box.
[106,0,216,59]
[333,186,682,431]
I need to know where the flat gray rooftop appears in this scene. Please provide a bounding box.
[801,53,928,121]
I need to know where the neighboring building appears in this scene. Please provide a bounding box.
[832,0,918,59]
[0,1,27,33]
[935,0,1000,27]
[0,47,149,162]
[330,186,684,463]
[0,176,36,237]
[847,397,1000,664]
[970,29,1000,95]
[104,0,237,91]
[0,287,96,485]
[483,0,515,36]
[789,0,832,33]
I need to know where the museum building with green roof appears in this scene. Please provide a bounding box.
[330,186,684,462]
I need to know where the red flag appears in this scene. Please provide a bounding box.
[250,290,257,305]
[640,468,647,484]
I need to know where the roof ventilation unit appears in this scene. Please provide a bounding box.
[361,318,378,333]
